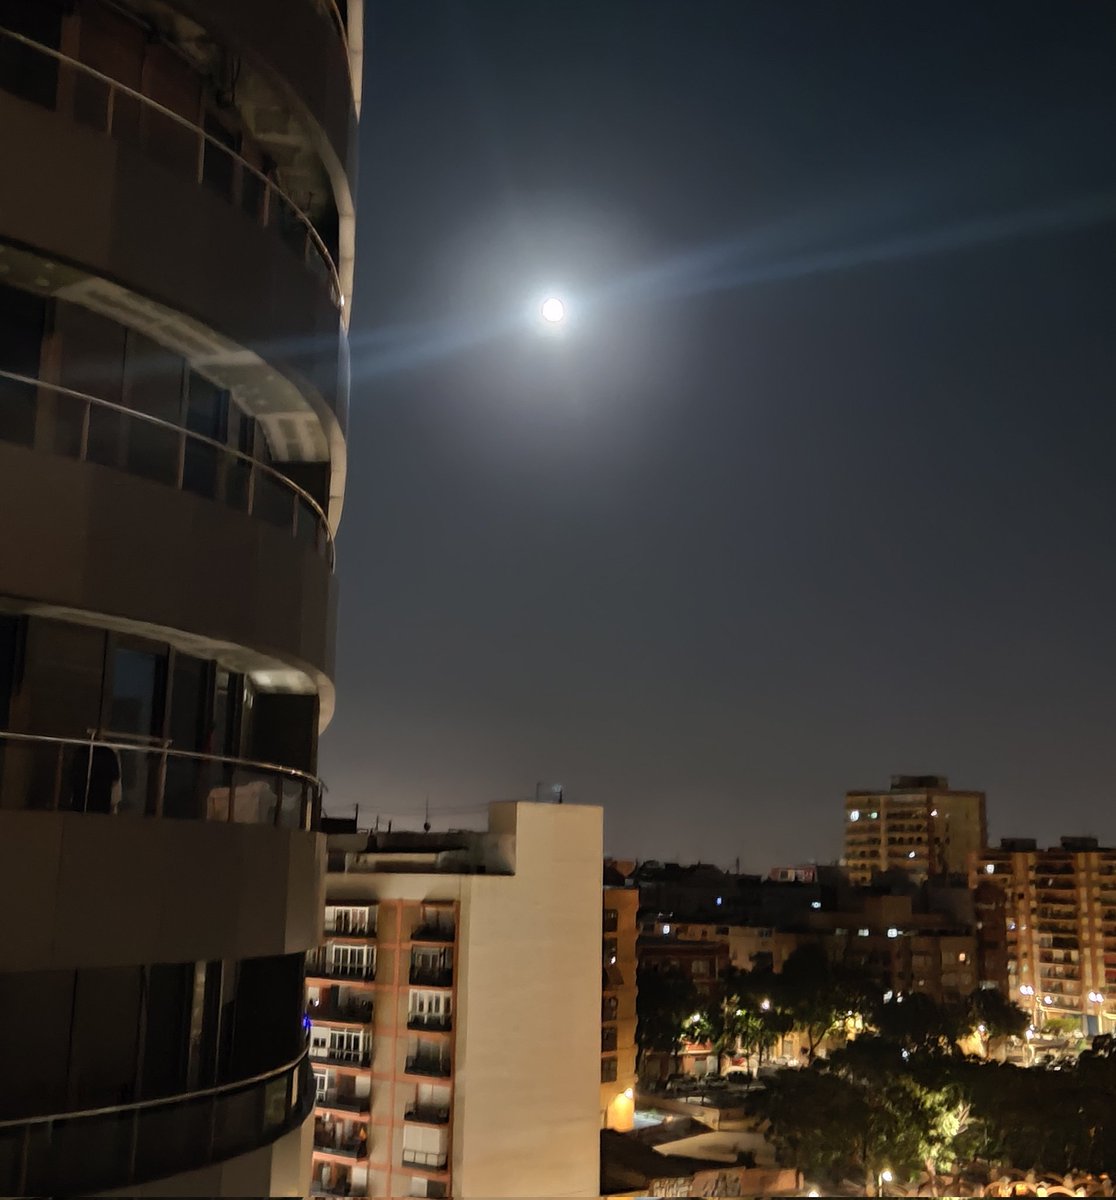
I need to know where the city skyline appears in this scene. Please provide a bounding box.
[323,2,1116,868]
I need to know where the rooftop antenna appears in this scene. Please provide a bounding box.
[423,794,431,834]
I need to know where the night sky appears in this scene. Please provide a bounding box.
[321,3,1116,870]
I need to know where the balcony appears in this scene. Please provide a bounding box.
[407,1013,452,1033]
[0,729,321,827]
[316,1091,370,1115]
[313,1135,368,1160]
[405,1055,452,1079]
[409,965,452,988]
[405,1104,451,1125]
[0,1048,312,1196]
[311,1048,371,1070]
[401,1149,448,1171]
[308,961,376,983]
[309,1000,373,1025]
[411,923,456,944]
[0,27,341,309]
[0,369,333,566]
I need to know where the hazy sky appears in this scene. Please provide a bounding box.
[321,2,1116,869]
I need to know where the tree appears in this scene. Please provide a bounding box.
[636,966,699,1076]
[776,943,878,1060]
[967,988,1028,1059]
[873,993,972,1057]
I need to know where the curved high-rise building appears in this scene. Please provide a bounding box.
[0,0,358,1193]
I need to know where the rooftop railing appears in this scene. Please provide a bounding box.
[0,26,342,309]
[0,369,334,567]
[0,729,321,828]
[0,1048,311,1196]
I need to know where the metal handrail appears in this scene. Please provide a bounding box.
[0,728,323,828]
[0,1046,309,1131]
[0,367,334,565]
[0,728,319,786]
[0,25,342,309]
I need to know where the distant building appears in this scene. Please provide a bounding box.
[844,775,987,885]
[972,836,1116,1035]
[305,802,602,1199]
[651,890,978,1006]
[601,874,639,1131]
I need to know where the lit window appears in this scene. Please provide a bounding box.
[849,810,860,822]
[858,928,869,937]
[662,924,671,935]
[716,897,723,906]
[887,928,899,939]
[958,952,967,963]
[930,808,938,817]
[908,851,916,859]
[869,811,879,820]
[985,863,995,875]
[811,901,821,910]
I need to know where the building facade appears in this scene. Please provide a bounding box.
[844,775,987,885]
[0,0,358,1192]
[305,802,603,1199]
[973,837,1116,1035]
[601,881,638,1131]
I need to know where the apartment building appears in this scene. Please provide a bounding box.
[844,775,987,885]
[305,801,602,1199]
[0,0,358,1192]
[973,837,1116,1034]
[650,893,978,1005]
[602,879,639,1131]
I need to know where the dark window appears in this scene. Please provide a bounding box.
[602,1026,618,1052]
[140,963,193,1099]
[601,1057,618,1083]
[0,281,46,446]
[0,0,61,108]
[223,953,305,1081]
[202,113,237,201]
[603,909,618,933]
[122,331,183,485]
[163,654,208,818]
[182,373,227,499]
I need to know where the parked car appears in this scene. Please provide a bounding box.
[724,1068,752,1084]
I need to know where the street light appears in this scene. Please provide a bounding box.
[878,1167,893,1196]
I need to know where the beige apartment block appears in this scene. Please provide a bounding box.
[973,837,1116,1035]
[306,801,603,1199]
[601,883,639,1131]
[844,774,987,885]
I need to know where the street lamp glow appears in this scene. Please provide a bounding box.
[540,295,566,324]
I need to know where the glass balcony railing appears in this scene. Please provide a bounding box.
[406,1012,452,1033]
[411,923,456,944]
[0,370,334,567]
[0,729,321,827]
[0,26,342,309]
[0,1050,311,1196]
[307,959,376,982]
[404,1104,450,1125]
[316,1089,369,1115]
[309,999,373,1025]
[404,1055,451,1079]
[401,1148,448,1170]
[409,964,453,987]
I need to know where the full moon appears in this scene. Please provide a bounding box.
[540,296,566,324]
